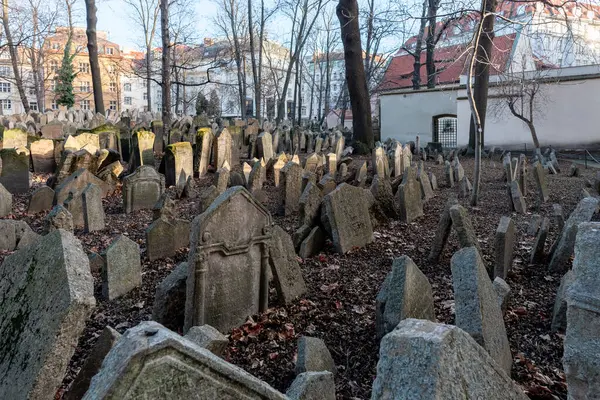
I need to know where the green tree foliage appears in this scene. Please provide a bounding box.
[56,38,78,108]
[195,92,209,116]
[207,89,221,117]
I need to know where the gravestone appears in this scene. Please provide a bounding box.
[428,198,459,263]
[376,255,435,339]
[162,142,193,193]
[451,246,512,373]
[103,235,141,300]
[0,148,30,193]
[152,262,188,330]
[43,204,74,233]
[281,161,303,216]
[122,166,166,213]
[370,174,398,219]
[295,336,336,376]
[1,128,27,149]
[551,270,573,333]
[372,145,386,177]
[396,167,423,223]
[272,158,286,187]
[445,161,455,187]
[552,204,564,231]
[82,183,105,232]
[533,161,549,204]
[286,372,335,400]
[304,153,319,174]
[0,230,95,400]
[0,182,11,216]
[393,142,403,178]
[258,131,274,161]
[494,216,515,279]
[41,120,65,139]
[214,167,230,195]
[213,128,233,169]
[564,223,600,399]
[299,182,322,227]
[197,127,214,177]
[530,217,549,264]
[321,183,373,254]
[327,153,337,176]
[54,168,108,205]
[30,139,56,173]
[549,196,599,272]
[146,216,190,261]
[494,277,511,313]
[82,321,287,400]
[184,325,229,357]
[185,187,272,333]
[269,225,307,304]
[130,130,155,170]
[299,226,326,259]
[371,319,528,400]
[418,170,434,202]
[449,204,483,256]
[355,161,368,187]
[510,180,526,213]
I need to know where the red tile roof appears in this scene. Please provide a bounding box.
[378,33,517,91]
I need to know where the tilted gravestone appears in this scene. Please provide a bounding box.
[54,168,109,205]
[82,183,105,232]
[376,256,435,339]
[0,148,30,193]
[146,216,190,261]
[43,204,74,233]
[370,174,398,219]
[214,167,230,195]
[532,161,549,204]
[0,230,95,400]
[428,198,459,263]
[152,261,188,331]
[530,216,549,264]
[494,216,515,280]
[197,127,214,177]
[321,183,373,254]
[0,182,12,217]
[451,246,512,374]
[371,319,528,400]
[130,130,156,170]
[269,225,307,305]
[82,321,287,400]
[103,235,142,300]
[258,131,274,161]
[122,165,166,213]
[280,161,303,216]
[185,186,272,333]
[564,223,600,399]
[30,139,56,173]
[396,167,423,223]
[162,142,193,193]
[372,145,386,177]
[213,127,233,170]
[449,204,483,257]
[548,196,599,272]
[510,180,526,213]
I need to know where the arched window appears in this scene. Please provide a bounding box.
[432,114,457,148]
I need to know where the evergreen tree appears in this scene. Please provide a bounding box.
[56,38,78,108]
[195,92,209,116]
[208,89,221,117]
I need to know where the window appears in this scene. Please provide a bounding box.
[124,83,131,92]
[106,47,114,55]
[51,101,57,110]
[28,87,36,95]
[124,96,132,105]
[109,82,116,92]
[109,100,117,111]
[0,66,10,76]
[245,98,253,116]
[79,62,90,73]
[107,65,115,74]
[51,42,60,50]
[142,80,147,88]
[143,92,147,100]
[0,82,11,92]
[0,99,11,110]
[49,60,59,73]
[52,79,58,91]
[80,81,90,92]
[29,102,38,111]
[80,100,90,110]
[301,105,307,115]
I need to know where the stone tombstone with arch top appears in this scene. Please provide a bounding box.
[185,186,272,334]
[122,165,166,213]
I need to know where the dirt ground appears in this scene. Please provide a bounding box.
[5,154,596,400]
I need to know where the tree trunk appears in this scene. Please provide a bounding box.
[2,0,30,113]
[85,0,104,115]
[146,46,152,111]
[160,0,171,140]
[337,0,373,149]
[412,0,428,90]
[468,0,497,150]
[30,5,45,111]
[425,0,438,88]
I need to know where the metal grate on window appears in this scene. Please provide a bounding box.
[434,116,457,148]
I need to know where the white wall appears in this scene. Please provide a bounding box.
[380,87,458,144]
[457,70,600,147]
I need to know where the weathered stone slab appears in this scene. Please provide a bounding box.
[152,262,188,331]
[428,198,458,263]
[82,321,287,400]
[396,167,423,223]
[184,324,229,357]
[451,246,512,373]
[549,197,599,272]
[530,216,549,264]
[269,226,306,304]
[371,319,528,400]
[1,128,27,149]
[281,162,303,216]
[196,127,214,177]
[564,223,600,399]
[82,183,105,232]
[258,131,274,161]
[30,139,56,173]
[213,128,233,169]
[0,182,12,217]
[43,204,74,233]
[551,269,573,333]
[286,371,335,400]
[299,226,326,259]
[185,187,272,333]
[0,230,95,400]
[376,255,435,339]
[0,148,30,193]
[54,168,108,205]
[295,336,336,376]
[371,175,398,219]
[162,142,193,193]
[130,130,155,170]
[146,216,190,261]
[445,161,454,187]
[215,167,230,195]
[123,166,165,213]
[449,204,483,256]
[103,235,142,300]
[493,277,510,313]
[533,161,549,204]
[321,183,373,254]
[27,186,54,214]
[418,170,434,202]
[299,182,322,226]
[510,180,526,213]
[493,216,515,279]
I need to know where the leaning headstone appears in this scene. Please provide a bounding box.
[551,270,573,333]
[371,319,528,400]
[396,167,423,223]
[444,161,454,188]
[552,204,565,231]
[0,230,95,400]
[355,161,368,187]
[122,166,166,213]
[530,217,549,264]
[214,167,230,195]
[258,131,274,161]
[372,145,386,177]
[418,170,434,202]
[162,142,193,193]
[370,174,398,219]
[30,139,56,173]
[493,216,515,280]
[130,130,156,170]
[428,198,459,263]
[295,336,336,376]
[63,327,121,400]
[54,168,109,205]
[286,372,335,400]
[82,183,105,232]
[299,226,326,259]
[0,148,30,193]
[82,321,287,400]
[1,127,27,149]
[493,277,511,313]
[376,255,435,339]
[451,246,512,373]
[510,180,526,213]
[449,204,482,256]
[0,182,12,216]
[185,187,272,333]
[281,162,303,216]
[146,216,190,261]
[213,127,233,169]
[549,196,599,272]
[321,183,373,254]
[103,235,142,300]
[197,127,214,177]
[564,223,600,400]
[184,325,229,357]
[152,262,188,331]
[532,161,549,203]
[269,226,307,304]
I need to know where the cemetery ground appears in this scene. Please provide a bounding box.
[4,156,592,400]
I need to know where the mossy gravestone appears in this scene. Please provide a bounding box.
[161,142,193,193]
[0,148,30,194]
[0,230,95,400]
